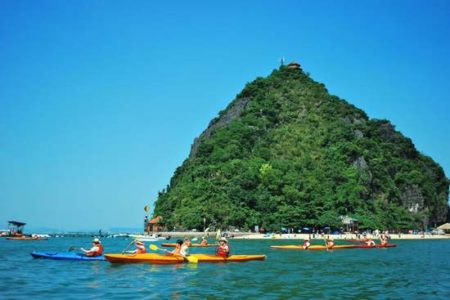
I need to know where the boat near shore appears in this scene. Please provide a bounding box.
[129,233,167,242]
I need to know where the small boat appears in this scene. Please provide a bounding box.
[6,236,48,241]
[271,245,359,250]
[104,253,266,264]
[161,243,216,248]
[271,244,397,250]
[31,251,106,261]
[356,244,397,249]
[129,234,166,242]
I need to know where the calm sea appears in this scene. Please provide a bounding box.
[0,237,449,299]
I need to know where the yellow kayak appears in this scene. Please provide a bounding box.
[271,245,359,250]
[161,243,216,248]
[104,253,266,264]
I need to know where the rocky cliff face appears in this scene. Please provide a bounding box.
[154,65,449,231]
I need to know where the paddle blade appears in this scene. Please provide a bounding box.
[187,255,198,264]
[149,244,159,251]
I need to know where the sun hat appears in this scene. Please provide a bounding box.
[135,240,144,245]
[219,237,228,243]
[93,238,100,243]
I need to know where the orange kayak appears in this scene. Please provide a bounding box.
[161,243,216,248]
[104,253,266,264]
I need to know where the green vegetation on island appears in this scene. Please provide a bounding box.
[154,63,449,232]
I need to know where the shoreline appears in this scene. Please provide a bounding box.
[154,231,450,240]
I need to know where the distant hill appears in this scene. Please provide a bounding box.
[154,63,449,231]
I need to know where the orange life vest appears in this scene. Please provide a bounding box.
[136,245,146,254]
[87,244,103,256]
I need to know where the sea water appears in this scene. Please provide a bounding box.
[0,237,449,299]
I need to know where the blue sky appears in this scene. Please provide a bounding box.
[1,0,449,231]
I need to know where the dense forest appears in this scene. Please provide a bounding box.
[154,63,449,232]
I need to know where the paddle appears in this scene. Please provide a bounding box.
[149,244,198,264]
[68,246,79,252]
[122,239,137,254]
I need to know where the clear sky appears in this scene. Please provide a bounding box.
[1,0,449,232]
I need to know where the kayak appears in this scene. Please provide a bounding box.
[271,245,359,250]
[104,253,266,264]
[161,243,216,248]
[356,244,397,249]
[129,234,166,242]
[30,251,106,261]
[271,244,397,250]
[7,237,48,241]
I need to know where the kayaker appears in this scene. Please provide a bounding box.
[302,237,311,250]
[380,234,388,246]
[169,239,183,256]
[81,238,103,257]
[325,235,334,249]
[365,239,376,247]
[200,237,208,246]
[126,240,146,254]
[181,238,191,256]
[216,237,230,257]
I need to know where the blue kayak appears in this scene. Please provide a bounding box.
[31,251,106,261]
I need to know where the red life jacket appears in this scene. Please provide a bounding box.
[216,245,230,257]
[87,243,103,256]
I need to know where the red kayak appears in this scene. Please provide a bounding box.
[356,244,396,249]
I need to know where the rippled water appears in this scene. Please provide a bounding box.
[0,237,449,299]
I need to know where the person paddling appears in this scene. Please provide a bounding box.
[168,239,183,256]
[81,238,103,257]
[302,237,311,250]
[325,235,334,249]
[125,240,146,254]
[200,237,208,246]
[181,238,191,256]
[380,234,388,246]
[365,239,376,247]
[216,237,230,257]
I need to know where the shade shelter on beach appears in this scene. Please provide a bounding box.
[437,223,450,234]
[8,221,26,236]
[340,216,358,232]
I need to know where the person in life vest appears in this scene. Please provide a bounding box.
[126,240,146,254]
[169,239,183,256]
[302,237,311,250]
[325,235,334,249]
[200,237,208,246]
[216,237,230,257]
[81,238,103,257]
